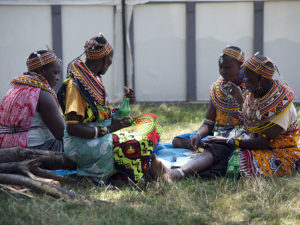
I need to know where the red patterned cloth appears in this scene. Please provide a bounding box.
[0,85,40,148]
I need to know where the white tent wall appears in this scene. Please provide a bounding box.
[0,5,52,99]
[0,0,124,103]
[61,5,121,102]
[195,2,253,101]
[1,0,300,103]
[264,1,300,102]
[133,3,187,102]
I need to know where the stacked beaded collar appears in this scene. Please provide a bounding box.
[85,35,113,60]
[11,72,59,105]
[243,80,294,133]
[222,47,245,63]
[26,51,58,71]
[210,77,248,116]
[68,59,106,106]
[244,52,276,79]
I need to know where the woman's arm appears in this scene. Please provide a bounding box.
[190,100,216,151]
[37,90,65,141]
[238,124,283,150]
[65,112,131,138]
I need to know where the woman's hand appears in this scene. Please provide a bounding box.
[124,86,135,104]
[227,81,244,106]
[190,134,205,152]
[109,117,132,132]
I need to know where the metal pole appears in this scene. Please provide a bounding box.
[122,0,128,87]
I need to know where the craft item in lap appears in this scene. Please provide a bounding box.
[0,50,64,151]
[58,33,162,183]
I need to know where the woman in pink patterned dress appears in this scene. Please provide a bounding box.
[0,50,64,151]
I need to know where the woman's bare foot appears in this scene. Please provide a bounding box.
[150,154,183,183]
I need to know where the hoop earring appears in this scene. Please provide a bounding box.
[238,72,244,78]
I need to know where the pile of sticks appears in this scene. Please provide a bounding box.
[0,147,106,205]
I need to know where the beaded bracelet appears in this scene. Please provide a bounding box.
[227,138,235,149]
[234,137,242,148]
[94,127,98,139]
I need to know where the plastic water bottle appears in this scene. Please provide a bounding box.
[117,97,130,118]
[226,150,240,180]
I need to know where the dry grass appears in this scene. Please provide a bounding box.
[1,103,300,225]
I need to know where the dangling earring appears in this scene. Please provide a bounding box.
[238,72,244,78]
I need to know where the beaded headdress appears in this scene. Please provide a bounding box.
[84,34,113,60]
[221,46,245,63]
[243,52,276,79]
[26,51,58,71]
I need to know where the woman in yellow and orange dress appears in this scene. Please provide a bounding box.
[58,34,162,183]
[150,46,248,182]
[172,46,247,151]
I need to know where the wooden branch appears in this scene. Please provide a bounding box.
[0,147,76,170]
[0,173,108,205]
[0,159,38,175]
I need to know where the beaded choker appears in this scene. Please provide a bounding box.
[243,80,294,133]
[68,59,106,106]
[11,72,59,105]
[210,77,248,115]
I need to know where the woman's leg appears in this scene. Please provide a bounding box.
[172,137,192,150]
[151,149,214,183]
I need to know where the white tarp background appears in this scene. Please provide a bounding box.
[1,0,300,102]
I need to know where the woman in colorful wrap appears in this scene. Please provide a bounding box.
[0,50,64,151]
[219,52,300,177]
[151,47,247,182]
[158,52,300,181]
[173,46,247,151]
[58,34,162,183]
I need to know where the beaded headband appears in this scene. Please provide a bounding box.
[84,34,113,60]
[221,46,245,63]
[243,52,276,79]
[26,51,58,71]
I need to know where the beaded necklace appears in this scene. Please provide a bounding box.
[69,59,106,106]
[210,77,248,121]
[243,80,294,133]
[11,72,59,106]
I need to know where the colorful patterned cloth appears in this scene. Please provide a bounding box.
[0,85,40,148]
[64,114,162,183]
[113,114,162,182]
[238,80,300,177]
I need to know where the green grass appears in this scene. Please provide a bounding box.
[1,104,300,225]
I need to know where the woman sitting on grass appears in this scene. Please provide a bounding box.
[58,34,162,184]
[0,50,64,151]
[155,46,247,180]
[151,52,300,182]
[173,46,247,150]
